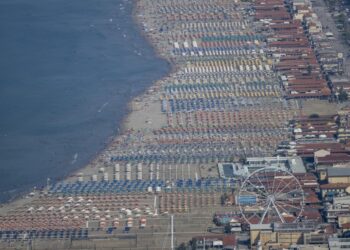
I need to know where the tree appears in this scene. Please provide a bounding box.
[306,63,312,75]
[189,239,197,250]
[221,193,228,205]
[224,224,232,234]
[309,114,320,118]
[338,87,349,102]
[177,243,187,250]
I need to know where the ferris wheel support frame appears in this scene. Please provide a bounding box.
[238,166,305,225]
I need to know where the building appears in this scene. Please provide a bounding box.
[328,237,350,250]
[338,214,350,228]
[254,0,331,99]
[333,195,350,207]
[218,156,306,178]
[250,224,273,247]
[327,196,350,225]
[218,162,246,178]
[245,156,306,174]
[192,235,236,250]
[295,142,349,159]
[330,77,350,97]
[292,115,338,142]
[288,245,328,250]
[250,223,318,249]
[315,153,350,167]
[320,183,350,198]
[337,108,350,142]
[324,204,349,223]
[327,168,350,184]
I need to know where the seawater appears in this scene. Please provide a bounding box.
[0,0,169,202]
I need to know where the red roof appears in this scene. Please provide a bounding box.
[305,195,321,204]
[254,0,330,100]
[316,154,350,164]
[301,209,321,220]
[341,223,350,229]
[320,183,350,189]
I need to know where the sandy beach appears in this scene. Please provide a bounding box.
[0,0,172,213]
[0,0,347,248]
[0,0,298,214]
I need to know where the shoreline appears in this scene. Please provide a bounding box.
[65,0,175,178]
[1,0,349,248]
[0,0,173,211]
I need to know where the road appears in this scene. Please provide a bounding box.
[312,0,350,77]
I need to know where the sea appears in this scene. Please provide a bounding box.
[0,0,169,202]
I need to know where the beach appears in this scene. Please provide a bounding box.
[29,0,300,196]
[0,0,170,204]
[0,0,347,248]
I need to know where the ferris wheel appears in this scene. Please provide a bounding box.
[238,167,304,224]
